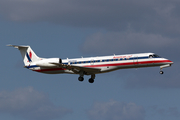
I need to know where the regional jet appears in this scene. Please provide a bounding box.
[8,45,173,83]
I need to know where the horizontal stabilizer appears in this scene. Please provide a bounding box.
[7,44,29,49]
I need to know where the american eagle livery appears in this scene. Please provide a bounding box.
[8,45,173,83]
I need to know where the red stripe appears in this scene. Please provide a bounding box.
[33,60,172,72]
[84,60,172,68]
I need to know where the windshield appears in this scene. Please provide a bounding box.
[149,54,161,58]
[153,54,161,58]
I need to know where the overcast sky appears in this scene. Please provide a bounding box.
[0,0,180,120]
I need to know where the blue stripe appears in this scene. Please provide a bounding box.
[65,56,153,65]
[26,65,38,68]
[26,53,32,62]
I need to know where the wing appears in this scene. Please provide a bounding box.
[50,63,101,74]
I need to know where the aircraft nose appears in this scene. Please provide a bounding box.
[168,59,173,64]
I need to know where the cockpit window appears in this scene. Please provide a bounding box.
[149,54,161,58]
[153,54,160,58]
[149,55,153,58]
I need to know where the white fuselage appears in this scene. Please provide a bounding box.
[26,53,173,75]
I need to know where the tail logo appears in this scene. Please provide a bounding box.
[26,51,32,62]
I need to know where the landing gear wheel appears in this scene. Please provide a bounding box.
[89,78,94,83]
[160,71,164,74]
[78,77,84,82]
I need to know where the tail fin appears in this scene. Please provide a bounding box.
[7,45,40,66]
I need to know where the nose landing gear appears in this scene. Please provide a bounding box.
[159,71,164,74]
[159,64,172,75]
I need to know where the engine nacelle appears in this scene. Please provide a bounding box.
[36,58,62,68]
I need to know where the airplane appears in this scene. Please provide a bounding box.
[8,44,173,83]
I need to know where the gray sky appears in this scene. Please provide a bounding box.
[0,0,180,120]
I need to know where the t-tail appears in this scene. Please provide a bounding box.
[7,45,40,66]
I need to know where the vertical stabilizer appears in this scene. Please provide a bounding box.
[7,45,40,66]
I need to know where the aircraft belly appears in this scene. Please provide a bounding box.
[40,70,66,74]
[98,60,164,73]
[31,67,74,74]
[100,65,134,73]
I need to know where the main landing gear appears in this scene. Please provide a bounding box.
[78,76,84,81]
[78,71,95,83]
[88,78,94,83]
[88,74,95,83]
[78,71,84,82]
[78,76,95,83]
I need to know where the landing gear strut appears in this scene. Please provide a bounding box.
[159,64,171,75]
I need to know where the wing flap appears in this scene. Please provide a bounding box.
[50,63,101,73]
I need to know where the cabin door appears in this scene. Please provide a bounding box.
[133,56,138,66]
[90,59,94,65]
